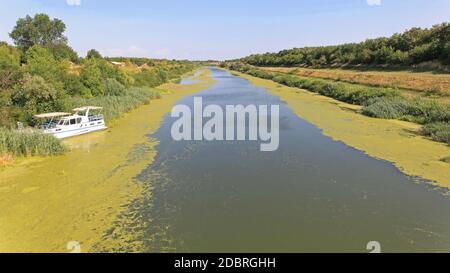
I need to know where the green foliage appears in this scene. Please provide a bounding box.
[363,96,450,124]
[0,43,22,91]
[422,123,450,144]
[10,13,67,52]
[24,45,67,90]
[46,43,79,63]
[80,58,103,96]
[240,23,450,67]
[0,127,65,157]
[68,87,161,121]
[104,78,125,96]
[79,58,131,96]
[86,49,102,59]
[11,74,66,122]
[0,43,21,69]
[62,73,90,97]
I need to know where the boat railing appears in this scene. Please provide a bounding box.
[88,114,104,122]
[40,121,59,130]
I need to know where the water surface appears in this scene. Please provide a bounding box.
[112,68,450,253]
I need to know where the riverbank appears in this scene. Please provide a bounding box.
[0,69,215,253]
[233,71,450,189]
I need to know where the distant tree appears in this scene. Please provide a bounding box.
[240,23,450,68]
[86,49,102,59]
[9,14,67,52]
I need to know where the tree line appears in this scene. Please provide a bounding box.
[0,14,195,128]
[239,23,450,68]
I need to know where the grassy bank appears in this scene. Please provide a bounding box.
[260,67,450,97]
[224,63,450,145]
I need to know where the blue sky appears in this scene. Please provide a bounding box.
[0,0,449,60]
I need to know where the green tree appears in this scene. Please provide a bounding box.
[9,14,67,52]
[24,45,67,90]
[0,43,22,90]
[104,78,125,96]
[80,58,103,96]
[12,74,66,120]
[86,49,103,59]
[46,43,79,63]
[62,73,90,97]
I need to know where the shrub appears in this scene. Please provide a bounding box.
[422,123,450,144]
[68,87,161,121]
[0,127,65,157]
[12,74,67,122]
[362,97,450,124]
[362,97,411,119]
[104,78,125,96]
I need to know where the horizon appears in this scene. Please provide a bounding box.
[0,0,450,61]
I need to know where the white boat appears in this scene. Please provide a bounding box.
[34,106,107,139]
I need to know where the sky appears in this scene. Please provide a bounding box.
[0,0,449,60]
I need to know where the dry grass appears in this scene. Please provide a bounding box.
[0,153,13,166]
[261,67,450,101]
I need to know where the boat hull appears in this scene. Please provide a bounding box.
[48,124,107,139]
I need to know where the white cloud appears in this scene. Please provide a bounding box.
[66,0,81,6]
[366,0,381,6]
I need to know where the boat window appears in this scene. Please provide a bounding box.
[77,118,82,124]
[58,120,64,125]
[64,120,69,125]
[70,119,76,125]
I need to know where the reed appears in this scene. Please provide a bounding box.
[68,87,161,121]
[0,127,66,157]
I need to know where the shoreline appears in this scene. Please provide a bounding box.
[233,71,450,189]
[0,69,215,253]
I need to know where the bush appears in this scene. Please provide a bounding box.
[362,97,450,124]
[422,123,450,144]
[362,97,411,119]
[104,78,125,96]
[0,127,65,157]
[68,87,161,121]
[12,74,67,122]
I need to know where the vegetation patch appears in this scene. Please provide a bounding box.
[0,127,66,157]
[422,122,450,144]
[68,87,161,121]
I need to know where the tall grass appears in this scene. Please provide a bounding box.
[0,127,66,157]
[362,97,450,124]
[67,87,161,121]
[422,123,450,144]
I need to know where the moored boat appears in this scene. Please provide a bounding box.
[34,106,107,139]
